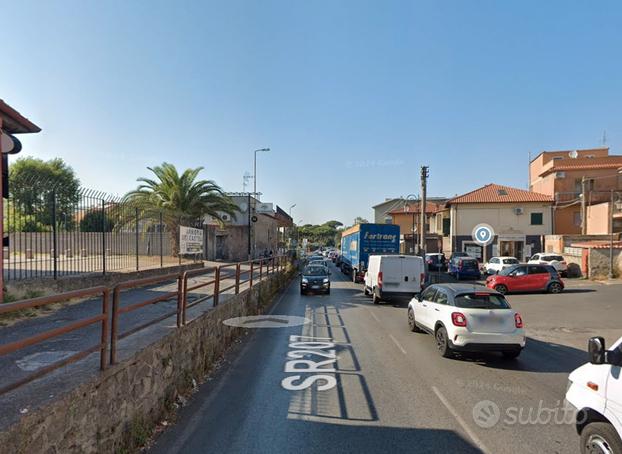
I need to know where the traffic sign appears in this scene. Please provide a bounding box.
[251,215,258,223]
[472,223,495,246]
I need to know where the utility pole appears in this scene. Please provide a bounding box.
[581,176,587,235]
[420,166,429,256]
[609,189,615,279]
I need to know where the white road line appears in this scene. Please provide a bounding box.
[366,308,381,323]
[389,334,407,355]
[431,386,492,454]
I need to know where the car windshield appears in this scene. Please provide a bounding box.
[303,267,327,276]
[498,265,520,276]
[454,293,511,309]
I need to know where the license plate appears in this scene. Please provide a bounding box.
[312,285,320,289]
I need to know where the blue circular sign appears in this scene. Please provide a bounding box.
[472,224,495,246]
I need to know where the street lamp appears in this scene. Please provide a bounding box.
[253,148,270,197]
[405,194,418,255]
[289,204,296,217]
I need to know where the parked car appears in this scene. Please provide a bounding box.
[448,257,481,280]
[528,253,568,276]
[407,284,525,359]
[484,256,520,275]
[300,265,331,295]
[364,255,425,304]
[449,251,472,263]
[485,264,564,294]
[425,253,447,272]
[566,335,622,454]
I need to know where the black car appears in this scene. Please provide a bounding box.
[300,265,331,295]
[425,253,447,272]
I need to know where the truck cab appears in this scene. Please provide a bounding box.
[566,336,622,454]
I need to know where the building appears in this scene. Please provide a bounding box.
[388,201,443,253]
[372,196,449,224]
[0,99,41,300]
[446,184,553,261]
[529,147,622,234]
[372,198,404,224]
[203,194,285,261]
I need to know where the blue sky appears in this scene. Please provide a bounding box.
[2,0,621,225]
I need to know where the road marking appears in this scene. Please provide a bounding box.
[388,334,407,355]
[366,308,381,323]
[431,386,492,454]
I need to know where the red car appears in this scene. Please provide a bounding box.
[485,264,564,295]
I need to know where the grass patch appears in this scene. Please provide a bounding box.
[0,289,46,326]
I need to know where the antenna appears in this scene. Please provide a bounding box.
[602,129,608,146]
[569,150,578,159]
[242,172,252,192]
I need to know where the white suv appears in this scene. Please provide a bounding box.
[484,256,520,275]
[528,253,568,276]
[566,336,622,454]
[407,284,526,359]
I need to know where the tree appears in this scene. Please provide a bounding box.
[79,209,116,232]
[297,220,344,247]
[353,216,369,225]
[9,157,81,229]
[123,163,238,255]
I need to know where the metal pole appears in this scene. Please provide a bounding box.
[135,207,139,271]
[581,176,587,235]
[609,189,614,279]
[52,191,57,280]
[247,193,251,260]
[159,212,163,268]
[412,209,415,255]
[253,151,257,197]
[420,166,429,256]
[0,118,4,301]
[102,198,106,276]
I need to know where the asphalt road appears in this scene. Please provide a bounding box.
[149,262,616,454]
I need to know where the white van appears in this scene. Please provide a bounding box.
[364,255,425,304]
[566,335,622,454]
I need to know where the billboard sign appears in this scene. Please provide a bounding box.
[179,226,204,255]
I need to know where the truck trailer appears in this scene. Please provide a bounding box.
[340,223,400,282]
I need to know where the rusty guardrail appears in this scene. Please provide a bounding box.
[0,286,110,395]
[0,255,291,393]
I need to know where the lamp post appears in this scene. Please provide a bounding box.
[289,204,296,217]
[405,194,417,255]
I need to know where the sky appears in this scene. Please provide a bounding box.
[2,0,622,226]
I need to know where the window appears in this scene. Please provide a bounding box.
[528,265,548,275]
[434,290,448,305]
[454,294,510,309]
[421,287,437,302]
[490,258,499,264]
[530,212,543,225]
[497,189,508,196]
[573,212,582,227]
[503,258,519,264]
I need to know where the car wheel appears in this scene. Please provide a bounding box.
[300,289,305,295]
[494,284,508,295]
[580,422,622,454]
[435,326,453,358]
[408,308,423,333]
[502,350,521,360]
[548,282,563,294]
[364,286,370,296]
[372,289,381,305]
[326,288,331,295]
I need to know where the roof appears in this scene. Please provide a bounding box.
[540,156,622,175]
[429,283,497,295]
[446,184,553,205]
[529,147,609,164]
[0,99,41,134]
[389,201,439,215]
[372,198,402,209]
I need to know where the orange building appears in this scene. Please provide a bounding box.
[529,148,622,234]
[388,201,441,253]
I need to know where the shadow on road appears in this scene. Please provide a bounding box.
[452,337,586,373]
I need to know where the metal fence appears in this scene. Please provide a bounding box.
[4,186,195,280]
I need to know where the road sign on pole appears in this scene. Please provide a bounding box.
[472,223,495,246]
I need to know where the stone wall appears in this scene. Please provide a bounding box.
[588,248,622,279]
[0,268,294,453]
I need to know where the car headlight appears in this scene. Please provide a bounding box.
[323,278,329,283]
[302,278,308,283]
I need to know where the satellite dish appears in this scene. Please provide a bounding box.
[569,150,578,159]
[239,202,248,212]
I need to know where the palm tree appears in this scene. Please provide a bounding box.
[124,163,238,255]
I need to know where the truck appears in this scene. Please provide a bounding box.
[340,223,400,283]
